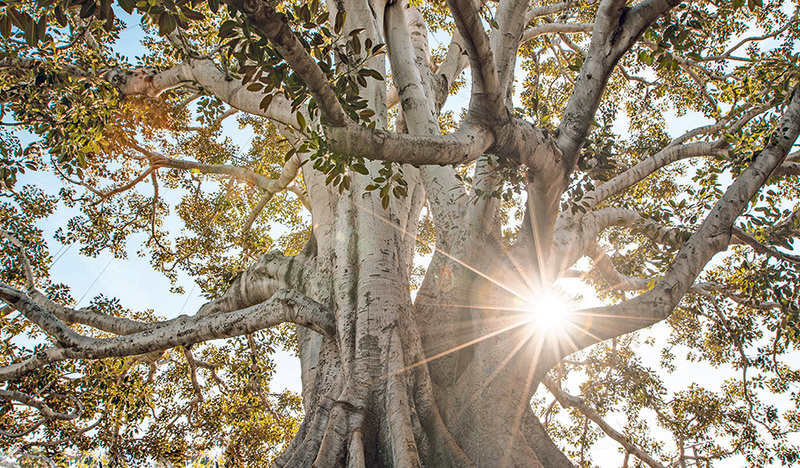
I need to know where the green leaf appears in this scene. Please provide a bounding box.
[219,20,238,38]
[7,8,27,31]
[358,68,383,81]
[747,0,762,10]
[259,94,274,111]
[158,13,177,36]
[0,15,10,40]
[119,0,135,14]
[181,8,205,20]
[352,163,369,175]
[334,10,345,34]
[23,15,36,47]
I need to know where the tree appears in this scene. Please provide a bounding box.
[1,0,800,465]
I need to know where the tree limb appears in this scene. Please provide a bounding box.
[564,84,800,349]
[542,376,666,468]
[0,288,334,382]
[220,0,348,126]
[446,0,500,96]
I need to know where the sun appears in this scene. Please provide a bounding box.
[523,293,572,331]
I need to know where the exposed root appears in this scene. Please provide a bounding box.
[347,428,366,468]
[313,401,355,467]
[385,331,422,468]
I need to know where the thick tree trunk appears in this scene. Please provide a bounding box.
[227,179,574,467]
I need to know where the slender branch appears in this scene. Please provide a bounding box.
[0,229,34,288]
[731,227,800,265]
[182,107,238,132]
[526,1,573,21]
[587,242,649,291]
[0,58,89,78]
[700,10,797,62]
[241,153,305,235]
[543,376,666,468]
[0,390,83,421]
[520,23,592,45]
[669,105,770,147]
[24,418,102,448]
[577,141,728,214]
[127,139,300,195]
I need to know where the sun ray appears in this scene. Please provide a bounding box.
[352,197,533,300]
[450,326,538,424]
[502,331,546,466]
[372,317,535,383]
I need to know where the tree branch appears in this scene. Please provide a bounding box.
[492,0,534,93]
[542,376,666,468]
[731,227,800,265]
[520,23,593,46]
[564,84,800,350]
[574,141,728,215]
[446,0,500,96]
[221,0,348,126]
[0,228,34,289]
[0,390,83,422]
[556,0,681,167]
[323,121,493,166]
[0,288,334,382]
[241,153,305,235]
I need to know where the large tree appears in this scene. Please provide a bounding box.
[1,0,800,465]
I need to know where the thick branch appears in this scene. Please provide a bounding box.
[446,0,500,96]
[0,288,333,381]
[492,0,534,93]
[556,0,681,167]
[564,85,800,349]
[107,60,298,127]
[0,283,85,348]
[221,0,348,126]
[324,121,493,166]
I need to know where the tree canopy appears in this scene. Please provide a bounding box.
[1,0,800,466]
